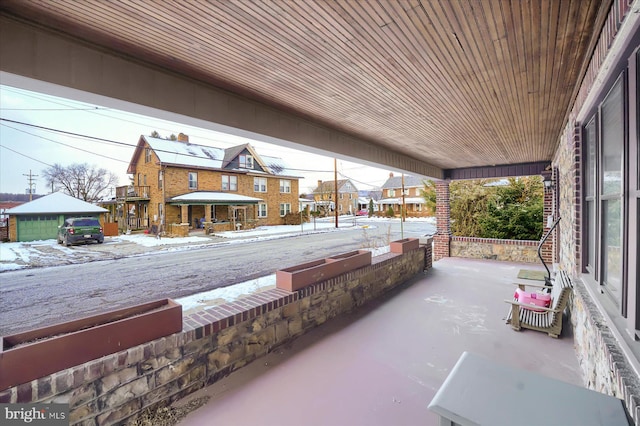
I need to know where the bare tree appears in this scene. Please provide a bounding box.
[42,163,118,202]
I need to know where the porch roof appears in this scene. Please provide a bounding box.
[167,192,262,206]
[379,197,425,205]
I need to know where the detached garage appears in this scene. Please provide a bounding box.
[5,192,107,242]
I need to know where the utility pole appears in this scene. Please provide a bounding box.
[401,173,406,222]
[23,170,38,201]
[334,158,339,228]
[401,173,405,239]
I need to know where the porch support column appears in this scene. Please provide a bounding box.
[180,205,189,224]
[434,180,451,261]
[204,205,212,222]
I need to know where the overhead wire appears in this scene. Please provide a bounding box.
[1,87,392,180]
[0,118,335,174]
[0,144,53,167]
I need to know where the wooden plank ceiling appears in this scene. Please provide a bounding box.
[0,0,603,170]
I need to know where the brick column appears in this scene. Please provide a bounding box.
[434,180,451,261]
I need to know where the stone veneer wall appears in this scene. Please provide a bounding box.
[450,236,539,263]
[0,246,430,425]
[554,0,640,423]
[571,279,640,422]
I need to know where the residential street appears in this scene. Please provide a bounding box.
[0,219,434,336]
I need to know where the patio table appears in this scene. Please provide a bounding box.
[428,351,631,426]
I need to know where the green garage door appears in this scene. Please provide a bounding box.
[17,215,61,242]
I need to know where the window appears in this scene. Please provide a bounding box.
[143,174,147,186]
[339,204,343,212]
[584,117,597,273]
[239,154,254,169]
[188,172,198,190]
[254,177,267,192]
[158,170,163,190]
[258,203,267,218]
[145,147,152,163]
[280,179,291,193]
[389,189,395,197]
[280,203,291,216]
[138,173,142,185]
[600,76,624,305]
[222,175,237,191]
[339,193,344,200]
[349,193,353,199]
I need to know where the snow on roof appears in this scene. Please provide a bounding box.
[142,137,300,177]
[168,192,263,204]
[145,136,226,169]
[5,192,108,215]
[260,154,299,177]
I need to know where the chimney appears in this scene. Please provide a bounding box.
[389,172,394,178]
[177,133,189,143]
[317,180,323,188]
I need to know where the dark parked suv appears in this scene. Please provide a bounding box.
[57,217,104,246]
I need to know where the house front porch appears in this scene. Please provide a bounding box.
[177,257,584,426]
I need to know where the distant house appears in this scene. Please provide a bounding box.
[378,173,430,217]
[356,189,383,212]
[5,192,107,242]
[119,133,301,232]
[312,179,359,215]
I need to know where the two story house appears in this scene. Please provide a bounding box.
[120,133,300,232]
[311,179,359,215]
[378,173,430,217]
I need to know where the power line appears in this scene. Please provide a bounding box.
[1,122,130,163]
[0,144,53,167]
[0,118,335,173]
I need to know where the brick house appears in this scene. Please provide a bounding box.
[122,134,300,232]
[312,179,359,215]
[378,173,430,217]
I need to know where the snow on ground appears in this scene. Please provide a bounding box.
[1,216,433,312]
[116,234,211,247]
[176,244,392,315]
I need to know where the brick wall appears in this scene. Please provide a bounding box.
[0,248,429,425]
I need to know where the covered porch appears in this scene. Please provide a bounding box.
[178,257,586,425]
[167,192,263,233]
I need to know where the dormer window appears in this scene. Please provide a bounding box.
[239,154,254,169]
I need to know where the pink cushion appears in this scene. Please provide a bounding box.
[514,288,551,312]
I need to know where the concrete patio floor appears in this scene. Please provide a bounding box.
[176,257,581,426]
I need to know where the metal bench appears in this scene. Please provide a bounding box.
[504,270,573,338]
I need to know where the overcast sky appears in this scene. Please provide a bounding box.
[0,85,394,197]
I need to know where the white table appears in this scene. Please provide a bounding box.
[428,352,631,426]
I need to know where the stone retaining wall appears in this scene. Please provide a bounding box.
[0,246,429,425]
[451,236,539,263]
